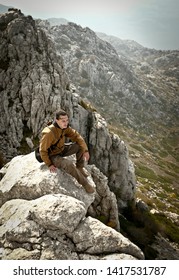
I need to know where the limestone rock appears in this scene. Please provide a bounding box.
[88,112,136,209]
[0,196,144,260]
[0,152,144,260]
[0,152,94,209]
[71,216,144,259]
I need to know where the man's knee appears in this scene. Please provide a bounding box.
[60,158,74,171]
[51,156,72,169]
[71,143,81,153]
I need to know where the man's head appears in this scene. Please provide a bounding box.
[55,109,69,129]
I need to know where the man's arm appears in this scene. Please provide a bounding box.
[65,127,89,153]
[39,132,54,167]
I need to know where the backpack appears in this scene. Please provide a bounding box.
[35,146,43,162]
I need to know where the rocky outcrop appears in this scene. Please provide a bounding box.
[0,9,136,209]
[0,9,178,260]
[0,152,144,260]
[0,152,119,228]
[0,9,69,158]
[88,113,136,209]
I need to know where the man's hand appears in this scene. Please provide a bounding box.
[49,164,57,173]
[83,151,90,162]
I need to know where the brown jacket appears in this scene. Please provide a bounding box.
[39,122,88,166]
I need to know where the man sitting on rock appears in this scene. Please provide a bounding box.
[39,109,95,194]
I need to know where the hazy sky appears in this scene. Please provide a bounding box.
[1,0,179,50]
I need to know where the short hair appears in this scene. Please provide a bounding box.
[55,109,68,120]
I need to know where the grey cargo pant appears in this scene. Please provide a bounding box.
[50,143,89,187]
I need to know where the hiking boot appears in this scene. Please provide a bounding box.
[83,182,95,194]
[77,167,90,177]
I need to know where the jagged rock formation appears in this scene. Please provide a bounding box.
[43,22,178,135]
[88,113,136,208]
[0,9,136,209]
[0,9,69,157]
[0,9,178,260]
[0,152,144,260]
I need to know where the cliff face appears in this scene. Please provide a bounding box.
[0,9,69,157]
[0,10,136,210]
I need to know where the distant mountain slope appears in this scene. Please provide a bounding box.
[47,17,69,26]
[46,24,150,127]
[96,32,145,57]
[44,22,178,134]
[0,4,11,13]
[96,32,179,181]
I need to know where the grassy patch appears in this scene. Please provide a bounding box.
[135,164,158,180]
[141,142,158,153]
[150,212,179,243]
[130,144,144,152]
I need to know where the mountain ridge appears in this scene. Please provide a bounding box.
[0,8,178,259]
